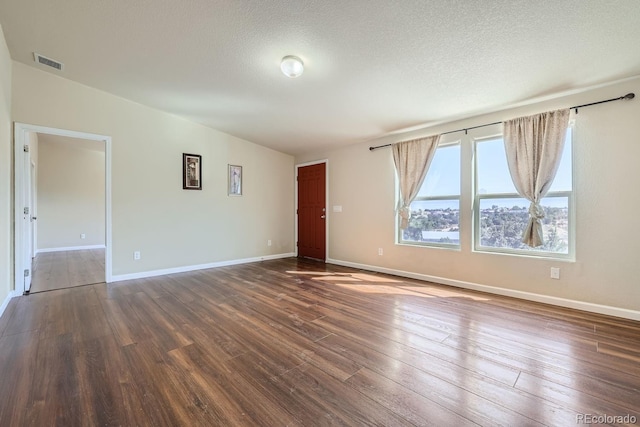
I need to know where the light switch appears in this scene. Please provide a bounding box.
[333,205,342,212]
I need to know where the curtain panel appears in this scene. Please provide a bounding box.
[392,135,441,230]
[503,109,570,247]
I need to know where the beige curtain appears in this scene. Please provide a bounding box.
[392,135,441,229]
[503,109,570,247]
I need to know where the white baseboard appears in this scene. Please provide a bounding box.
[110,252,296,283]
[0,290,21,321]
[327,258,640,321]
[37,244,106,254]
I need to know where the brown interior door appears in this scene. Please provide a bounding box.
[297,163,326,260]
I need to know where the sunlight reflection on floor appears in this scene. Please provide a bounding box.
[286,270,490,301]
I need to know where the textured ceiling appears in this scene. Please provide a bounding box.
[1,1,639,155]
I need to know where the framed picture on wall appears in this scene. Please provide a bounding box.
[228,164,242,196]
[183,153,202,190]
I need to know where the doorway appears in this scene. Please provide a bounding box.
[14,123,112,294]
[296,161,327,261]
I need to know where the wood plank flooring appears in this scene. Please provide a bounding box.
[0,257,639,426]
[31,249,105,293]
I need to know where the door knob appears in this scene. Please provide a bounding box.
[320,215,326,219]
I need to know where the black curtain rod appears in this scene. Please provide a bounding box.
[369,92,635,151]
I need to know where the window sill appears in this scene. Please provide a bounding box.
[397,242,461,252]
[473,246,575,262]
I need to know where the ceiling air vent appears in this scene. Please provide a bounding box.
[33,53,63,71]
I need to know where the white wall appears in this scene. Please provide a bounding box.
[297,78,640,315]
[0,24,13,310]
[11,61,295,277]
[37,135,105,250]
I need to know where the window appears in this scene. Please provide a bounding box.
[474,129,572,257]
[398,143,460,248]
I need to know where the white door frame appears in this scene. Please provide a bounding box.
[18,140,33,292]
[14,123,113,293]
[294,159,329,261]
[30,160,36,259]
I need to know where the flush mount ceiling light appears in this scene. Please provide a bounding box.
[280,55,304,78]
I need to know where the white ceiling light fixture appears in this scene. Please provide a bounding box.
[280,55,304,78]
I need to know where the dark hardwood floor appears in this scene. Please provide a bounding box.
[0,257,638,426]
[31,249,105,293]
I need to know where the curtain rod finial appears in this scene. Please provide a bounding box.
[624,93,635,100]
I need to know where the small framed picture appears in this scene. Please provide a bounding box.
[228,164,242,196]
[183,153,202,190]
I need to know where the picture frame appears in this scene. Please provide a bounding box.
[228,164,242,196]
[183,153,202,190]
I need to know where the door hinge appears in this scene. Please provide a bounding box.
[24,269,30,277]
[296,241,299,247]
[24,207,29,215]
[23,145,29,153]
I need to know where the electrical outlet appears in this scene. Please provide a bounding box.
[134,251,141,260]
[267,240,272,247]
[550,267,560,280]
[80,233,86,239]
[378,248,383,256]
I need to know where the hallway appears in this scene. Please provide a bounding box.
[31,248,105,293]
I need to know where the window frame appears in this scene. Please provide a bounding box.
[472,130,575,260]
[396,141,461,250]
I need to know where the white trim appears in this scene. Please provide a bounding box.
[110,252,296,283]
[36,244,106,254]
[296,159,329,168]
[326,258,640,321]
[0,291,21,320]
[105,133,113,283]
[294,159,329,260]
[30,160,37,259]
[13,123,113,291]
